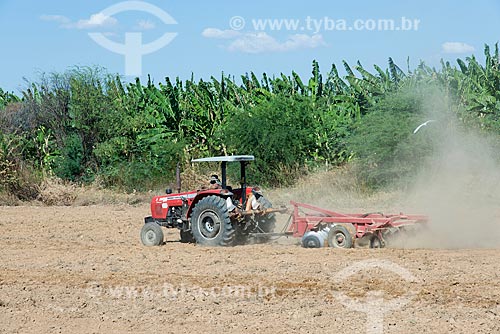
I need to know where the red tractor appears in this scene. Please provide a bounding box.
[141,155,282,247]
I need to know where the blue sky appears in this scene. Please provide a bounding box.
[1,0,499,93]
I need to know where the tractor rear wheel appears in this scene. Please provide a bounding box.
[180,230,195,243]
[250,196,276,244]
[140,222,164,246]
[257,196,276,233]
[327,224,353,248]
[191,196,235,246]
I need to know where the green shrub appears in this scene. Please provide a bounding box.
[223,95,356,186]
[0,133,18,191]
[95,134,184,191]
[53,133,84,181]
[0,132,41,200]
[347,88,436,188]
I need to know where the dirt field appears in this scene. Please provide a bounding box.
[1,204,499,333]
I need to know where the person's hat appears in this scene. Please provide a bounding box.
[252,187,263,196]
[210,175,221,185]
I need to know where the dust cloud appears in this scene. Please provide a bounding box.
[403,95,500,248]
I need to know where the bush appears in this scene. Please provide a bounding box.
[347,88,436,188]
[37,178,77,206]
[0,132,42,200]
[0,134,17,191]
[223,95,355,186]
[95,135,184,191]
[53,133,84,181]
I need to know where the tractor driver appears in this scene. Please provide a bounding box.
[209,175,222,189]
[245,187,263,211]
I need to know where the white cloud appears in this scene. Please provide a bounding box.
[136,19,155,30]
[228,32,326,53]
[40,14,71,25]
[442,42,475,54]
[73,13,117,29]
[281,34,326,51]
[40,12,117,30]
[202,28,241,39]
[202,28,326,53]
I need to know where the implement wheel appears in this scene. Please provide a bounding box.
[327,224,353,248]
[370,235,385,248]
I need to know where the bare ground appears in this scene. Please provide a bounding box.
[1,205,499,333]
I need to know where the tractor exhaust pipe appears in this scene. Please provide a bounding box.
[176,162,181,193]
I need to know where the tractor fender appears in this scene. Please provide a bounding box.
[185,191,233,219]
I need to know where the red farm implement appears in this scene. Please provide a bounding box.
[259,201,428,248]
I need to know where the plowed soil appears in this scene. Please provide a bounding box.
[1,205,499,333]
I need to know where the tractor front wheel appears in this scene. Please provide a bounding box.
[140,222,164,246]
[191,196,235,246]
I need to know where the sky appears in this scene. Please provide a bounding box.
[1,0,499,93]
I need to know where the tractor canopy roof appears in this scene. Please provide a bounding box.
[192,155,254,163]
